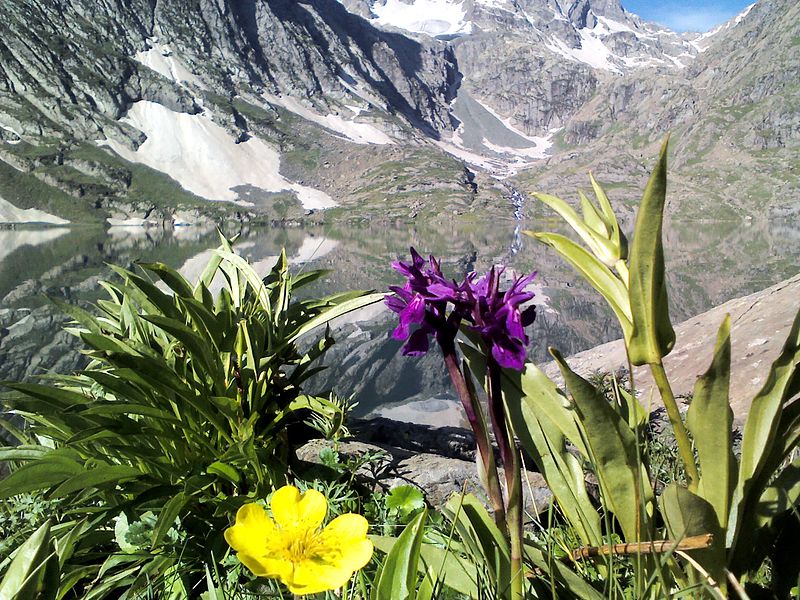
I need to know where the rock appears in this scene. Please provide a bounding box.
[296,437,553,519]
[541,273,800,426]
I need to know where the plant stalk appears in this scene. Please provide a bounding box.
[649,360,699,490]
[487,358,524,600]
[441,346,507,530]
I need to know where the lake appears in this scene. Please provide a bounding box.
[1,211,797,426]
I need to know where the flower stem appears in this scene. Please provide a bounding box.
[486,359,524,600]
[649,360,699,491]
[441,346,507,530]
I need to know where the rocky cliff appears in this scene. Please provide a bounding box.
[0,0,797,226]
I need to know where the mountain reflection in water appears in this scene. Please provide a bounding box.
[0,215,797,425]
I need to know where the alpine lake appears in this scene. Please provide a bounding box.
[1,209,798,427]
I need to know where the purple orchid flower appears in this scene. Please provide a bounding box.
[467,267,537,370]
[385,248,536,370]
[385,248,471,356]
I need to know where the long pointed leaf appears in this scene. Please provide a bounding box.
[686,315,736,529]
[551,348,653,542]
[627,137,675,365]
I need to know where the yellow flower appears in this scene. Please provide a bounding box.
[224,485,373,595]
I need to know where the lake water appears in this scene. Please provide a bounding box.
[1,212,797,426]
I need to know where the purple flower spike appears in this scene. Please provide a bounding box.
[466,268,538,371]
[386,248,537,370]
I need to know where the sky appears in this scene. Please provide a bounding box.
[621,0,755,32]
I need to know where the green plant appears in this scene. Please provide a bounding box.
[509,138,800,596]
[0,234,382,597]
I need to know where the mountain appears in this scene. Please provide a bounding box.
[0,0,797,228]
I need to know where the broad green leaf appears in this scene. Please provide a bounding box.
[371,536,479,598]
[0,521,59,600]
[0,445,50,461]
[49,297,102,334]
[206,461,240,484]
[498,360,602,546]
[141,315,220,381]
[626,137,675,365]
[0,456,83,499]
[738,305,800,486]
[386,485,426,520]
[686,315,736,528]
[371,509,427,600]
[444,494,511,598]
[551,348,652,542]
[579,189,611,238]
[526,232,633,329]
[660,484,724,587]
[533,193,620,266]
[213,250,271,313]
[139,262,194,297]
[288,293,384,344]
[729,305,800,563]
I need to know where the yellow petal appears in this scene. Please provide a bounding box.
[286,560,353,595]
[320,514,373,572]
[270,485,327,530]
[224,503,277,558]
[322,513,369,542]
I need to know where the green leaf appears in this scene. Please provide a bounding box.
[206,461,240,485]
[386,485,426,520]
[579,189,610,238]
[660,484,724,586]
[551,348,653,542]
[533,192,620,266]
[51,464,143,498]
[371,509,427,600]
[626,136,675,365]
[729,305,800,566]
[0,520,59,600]
[589,173,627,260]
[526,233,633,334]
[491,358,603,546]
[0,455,83,499]
[139,262,194,298]
[287,293,385,344]
[524,542,606,600]
[686,315,736,529]
[371,536,479,598]
[443,494,511,598]
[152,492,190,549]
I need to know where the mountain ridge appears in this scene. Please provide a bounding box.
[0,0,796,227]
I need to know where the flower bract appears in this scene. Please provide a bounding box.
[224,485,373,595]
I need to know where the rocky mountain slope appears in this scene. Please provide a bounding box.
[0,0,796,228]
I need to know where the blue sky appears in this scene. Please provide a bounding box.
[621,0,755,32]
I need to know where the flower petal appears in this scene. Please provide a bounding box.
[402,327,430,356]
[224,503,277,558]
[270,485,328,530]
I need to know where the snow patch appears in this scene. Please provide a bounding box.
[264,93,393,145]
[0,195,69,225]
[545,29,623,73]
[134,43,201,87]
[595,15,635,34]
[1,123,22,145]
[103,101,336,210]
[372,0,472,37]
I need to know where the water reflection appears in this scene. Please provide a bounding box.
[0,214,798,425]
